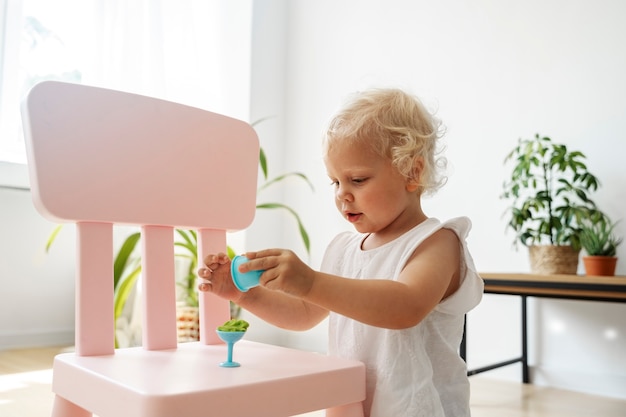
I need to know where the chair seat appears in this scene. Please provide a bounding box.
[52,341,365,417]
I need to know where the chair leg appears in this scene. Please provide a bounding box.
[326,402,364,417]
[51,395,91,417]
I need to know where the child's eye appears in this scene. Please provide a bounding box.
[352,177,367,184]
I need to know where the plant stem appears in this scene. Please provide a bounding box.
[542,159,555,245]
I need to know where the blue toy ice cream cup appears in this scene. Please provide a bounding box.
[231,255,263,292]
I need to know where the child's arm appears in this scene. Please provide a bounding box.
[242,229,461,329]
[198,253,328,331]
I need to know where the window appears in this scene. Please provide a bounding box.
[0,0,91,164]
[0,0,253,168]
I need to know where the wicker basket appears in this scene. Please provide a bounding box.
[529,245,580,275]
[175,303,242,343]
[176,305,200,343]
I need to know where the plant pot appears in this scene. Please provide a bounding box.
[528,245,580,275]
[176,305,200,343]
[583,256,618,276]
[176,303,242,343]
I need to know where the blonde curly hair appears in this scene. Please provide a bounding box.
[323,88,447,196]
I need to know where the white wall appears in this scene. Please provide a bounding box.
[257,0,626,400]
[0,163,75,349]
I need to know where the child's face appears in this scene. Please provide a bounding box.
[324,139,420,238]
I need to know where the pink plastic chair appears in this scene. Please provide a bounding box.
[22,81,365,417]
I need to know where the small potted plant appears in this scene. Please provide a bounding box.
[501,133,604,274]
[579,211,622,276]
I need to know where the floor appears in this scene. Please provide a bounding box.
[1,346,625,417]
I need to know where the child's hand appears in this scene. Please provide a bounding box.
[241,249,316,297]
[198,253,243,302]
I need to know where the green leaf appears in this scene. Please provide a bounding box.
[256,202,311,254]
[259,147,268,180]
[114,264,141,321]
[251,116,275,129]
[175,229,195,248]
[579,212,623,256]
[251,116,276,181]
[113,263,142,348]
[174,229,199,307]
[175,241,197,257]
[176,272,199,306]
[45,224,64,253]
[258,172,315,193]
[113,232,141,290]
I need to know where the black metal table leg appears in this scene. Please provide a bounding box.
[460,314,467,361]
[465,294,530,382]
[521,295,529,383]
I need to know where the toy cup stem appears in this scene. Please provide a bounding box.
[226,341,234,363]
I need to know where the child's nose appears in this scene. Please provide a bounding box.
[335,185,353,202]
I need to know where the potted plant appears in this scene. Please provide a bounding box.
[47,124,314,345]
[501,133,604,274]
[579,211,622,276]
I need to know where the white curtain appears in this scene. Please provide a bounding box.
[0,0,26,163]
[0,0,254,164]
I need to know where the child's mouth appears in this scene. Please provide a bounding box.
[346,212,362,222]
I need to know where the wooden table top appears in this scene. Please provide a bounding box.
[479,273,626,302]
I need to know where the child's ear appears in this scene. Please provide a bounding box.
[405,156,424,192]
[406,180,420,192]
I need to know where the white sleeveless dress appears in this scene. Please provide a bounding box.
[321,217,484,417]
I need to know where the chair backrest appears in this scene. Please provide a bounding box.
[22,81,259,355]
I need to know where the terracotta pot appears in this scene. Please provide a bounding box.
[528,245,580,275]
[583,256,618,276]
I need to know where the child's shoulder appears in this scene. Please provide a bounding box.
[403,216,472,245]
[439,216,472,239]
